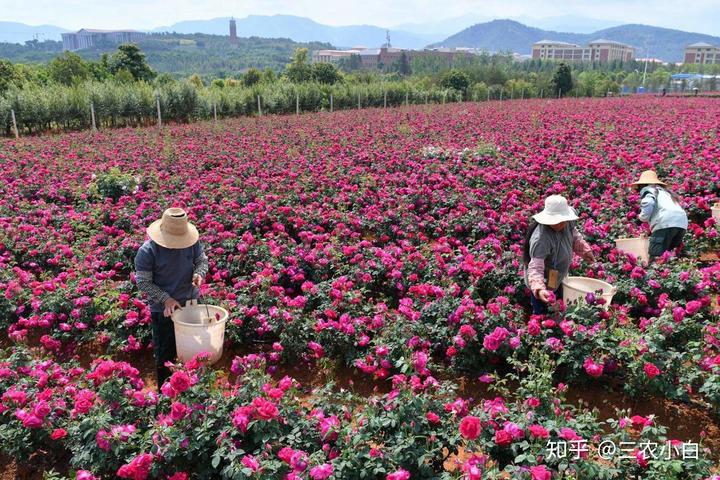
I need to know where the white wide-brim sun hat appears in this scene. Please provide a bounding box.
[146,207,199,249]
[532,195,579,225]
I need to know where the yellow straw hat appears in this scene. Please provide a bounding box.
[632,170,666,186]
[146,208,199,249]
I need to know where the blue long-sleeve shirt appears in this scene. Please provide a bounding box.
[134,240,208,313]
[638,186,688,231]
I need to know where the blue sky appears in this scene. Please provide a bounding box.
[1,0,719,36]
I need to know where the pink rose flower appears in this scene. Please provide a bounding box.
[644,363,661,379]
[494,429,513,447]
[459,415,481,440]
[387,469,411,480]
[530,465,552,480]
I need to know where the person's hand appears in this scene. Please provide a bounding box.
[583,251,596,263]
[164,297,181,317]
[192,274,203,288]
[536,289,552,303]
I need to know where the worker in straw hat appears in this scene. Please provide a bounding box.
[134,207,208,389]
[523,195,595,314]
[632,170,688,259]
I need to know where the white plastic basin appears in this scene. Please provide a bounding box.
[171,300,229,365]
[615,237,649,263]
[712,203,720,221]
[562,276,616,310]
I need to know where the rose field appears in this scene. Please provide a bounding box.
[1,97,720,479]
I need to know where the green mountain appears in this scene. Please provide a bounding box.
[431,19,720,62]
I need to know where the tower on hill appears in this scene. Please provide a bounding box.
[229,18,238,44]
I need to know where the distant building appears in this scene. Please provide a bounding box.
[229,18,238,44]
[636,57,667,66]
[311,46,473,69]
[671,73,720,91]
[61,29,146,51]
[532,39,635,63]
[312,48,365,63]
[683,42,720,64]
[532,41,585,62]
[587,40,635,62]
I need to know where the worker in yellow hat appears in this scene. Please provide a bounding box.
[632,170,688,259]
[134,208,208,388]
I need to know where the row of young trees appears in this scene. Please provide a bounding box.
[1,79,478,135]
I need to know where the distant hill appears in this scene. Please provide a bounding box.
[431,19,720,62]
[0,21,67,43]
[0,15,627,46]
[515,15,621,34]
[392,15,487,37]
[153,15,442,49]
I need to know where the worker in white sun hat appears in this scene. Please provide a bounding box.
[523,195,595,315]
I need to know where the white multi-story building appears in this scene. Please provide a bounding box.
[62,29,146,51]
[683,43,720,64]
[532,39,635,63]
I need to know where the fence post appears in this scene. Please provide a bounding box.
[383,90,387,108]
[357,92,361,110]
[540,89,544,99]
[511,88,514,100]
[257,95,262,116]
[213,102,217,123]
[330,94,333,112]
[405,91,409,106]
[521,89,524,100]
[500,89,503,101]
[442,92,446,104]
[156,97,162,128]
[296,92,300,115]
[90,102,97,131]
[487,89,490,101]
[10,109,19,139]
[425,93,428,104]
[558,90,561,99]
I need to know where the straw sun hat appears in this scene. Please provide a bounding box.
[632,170,666,186]
[533,195,579,225]
[146,208,199,249]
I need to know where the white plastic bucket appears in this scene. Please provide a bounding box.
[615,237,649,263]
[171,300,229,365]
[562,276,616,310]
[712,203,720,221]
